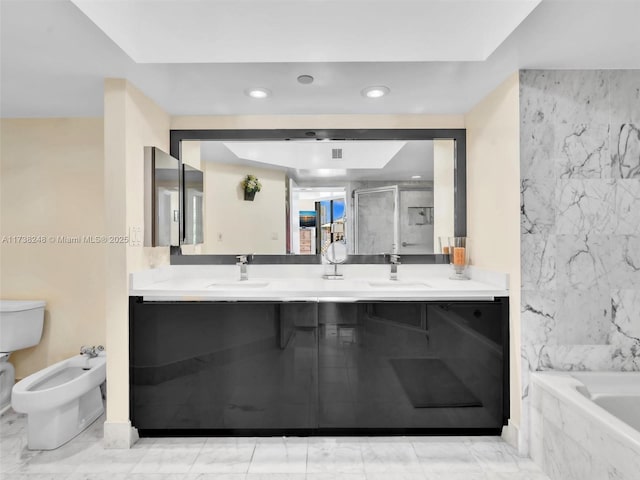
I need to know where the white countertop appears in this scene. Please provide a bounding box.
[130,264,509,302]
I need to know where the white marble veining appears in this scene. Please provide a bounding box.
[556,179,617,234]
[610,290,640,349]
[556,179,640,235]
[521,235,556,290]
[0,407,550,480]
[521,179,556,234]
[612,124,640,179]
[556,124,610,180]
[555,234,620,290]
[129,264,509,302]
[519,69,640,455]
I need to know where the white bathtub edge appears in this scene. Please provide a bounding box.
[530,371,640,453]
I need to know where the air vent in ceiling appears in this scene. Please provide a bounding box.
[332,148,343,159]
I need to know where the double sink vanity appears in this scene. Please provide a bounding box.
[132,128,508,436]
[129,263,509,436]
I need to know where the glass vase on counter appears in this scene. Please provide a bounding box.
[449,237,469,280]
[438,236,450,255]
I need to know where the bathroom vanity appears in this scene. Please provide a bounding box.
[129,264,509,436]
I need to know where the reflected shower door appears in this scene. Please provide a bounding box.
[354,186,398,254]
[398,188,434,254]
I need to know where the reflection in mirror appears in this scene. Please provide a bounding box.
[144,146,180,246]
[188,139,455,255]
[183,164,204,245]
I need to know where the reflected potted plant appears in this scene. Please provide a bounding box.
[241,174,262,201]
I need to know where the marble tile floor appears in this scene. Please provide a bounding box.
[1,409,550,480]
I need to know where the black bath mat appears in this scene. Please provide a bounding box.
[389,358,482,408]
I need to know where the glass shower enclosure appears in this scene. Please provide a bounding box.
[354,185,434,255]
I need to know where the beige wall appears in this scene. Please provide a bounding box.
[433,140,456,250]
[104,79,170,434]
[179,141,203,255]
[0,118,106,379]
[203,162,286,254]
[465,72,521,429]
[181,140,201,170]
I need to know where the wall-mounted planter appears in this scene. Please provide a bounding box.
[244,191,256,201]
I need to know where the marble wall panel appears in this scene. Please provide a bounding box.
[519,69,640,454]
[555,180,616,234]
[610,70,640,125]
[611,124,640,178]
[610,289,640,352]
[556,124,610,180]
[521,234,556,290]
[553,290,610,344]
[555,234,620,290]
[613,180,640,234]
[521,179,556,234]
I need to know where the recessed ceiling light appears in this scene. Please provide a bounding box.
[245,87,271,99]
[411,175,422,179]
[361,85,390,98]
[297,75,314,85]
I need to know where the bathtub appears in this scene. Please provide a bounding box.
[530,372,640,480]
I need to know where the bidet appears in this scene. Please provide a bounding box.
[12,351,106,450]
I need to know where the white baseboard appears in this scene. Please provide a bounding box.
[501,419,520,452]
[103,420,139,449]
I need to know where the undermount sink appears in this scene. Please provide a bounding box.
[206,280,270,289]
[368,280,431,289]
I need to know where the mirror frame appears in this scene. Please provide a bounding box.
[170,128,466,264]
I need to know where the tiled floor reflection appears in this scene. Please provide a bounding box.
[0,409,551,480]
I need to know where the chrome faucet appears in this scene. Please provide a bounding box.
[80,345,104,358]
[237,254,250,281]
[389,254,401,281]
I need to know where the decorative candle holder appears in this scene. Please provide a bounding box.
[449,236,469,280]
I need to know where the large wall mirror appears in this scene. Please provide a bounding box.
[171,129,466,261]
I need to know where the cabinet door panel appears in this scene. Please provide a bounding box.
[130,301,318,431]
[317,301,507,430]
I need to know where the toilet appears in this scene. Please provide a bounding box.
[12,351,106,450]
[0,300,46,413]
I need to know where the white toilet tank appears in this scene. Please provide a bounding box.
[0,300,45,352]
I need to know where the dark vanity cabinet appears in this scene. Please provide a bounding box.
[129,297,508,435]
[317,301,508,432]
[129,301,319,433]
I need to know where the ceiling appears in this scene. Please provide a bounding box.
[199,140,434,183]
[69,0,540,63]
[222,141,407,170]
[1,0,639,118]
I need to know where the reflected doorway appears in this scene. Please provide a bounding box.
[289,185,346,255]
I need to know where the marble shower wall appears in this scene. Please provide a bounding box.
[520,70,640,408]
